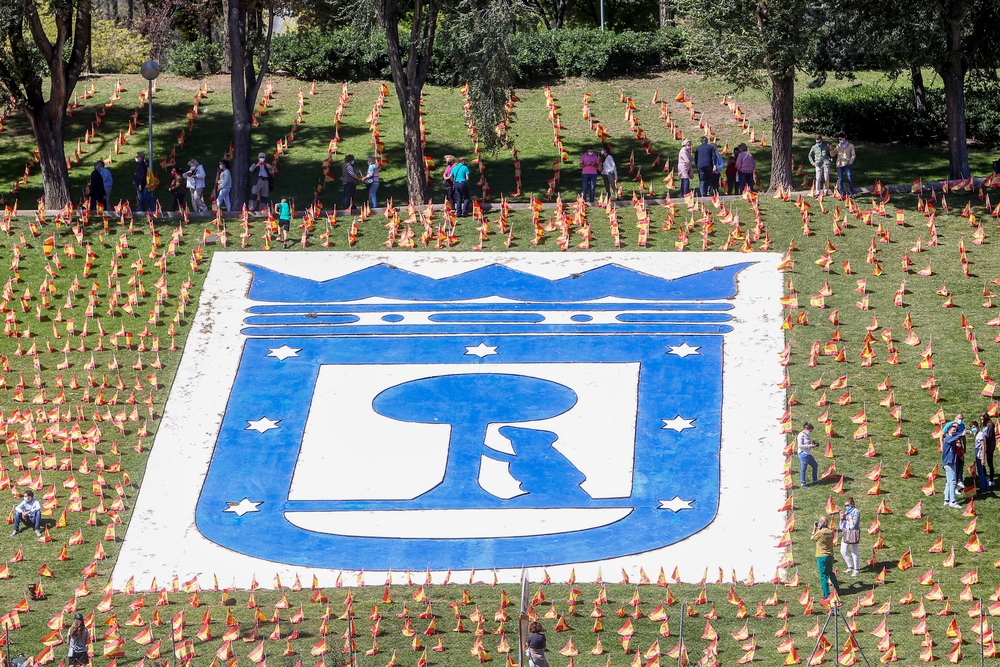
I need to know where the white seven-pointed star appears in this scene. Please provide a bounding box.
[661,416,697,432]
[658,497,694,512]
[246,417,281,433]
[267,345,301,361]
[465,343,499,358]
[667,343,701,358]
[223,498,263,516]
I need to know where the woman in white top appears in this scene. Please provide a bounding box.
[797,422,817,487]
[183,159,208,213]
[600,148,617,200]
[839,497,861,576]
[216,160,232,212]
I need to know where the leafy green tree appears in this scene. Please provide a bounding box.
[810,0,1000,179]
[682,0,820,191]
[0,0,92,207]
[355,0,518,202]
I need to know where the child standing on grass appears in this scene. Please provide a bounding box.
[277,197,292,248]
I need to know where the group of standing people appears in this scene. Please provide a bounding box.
[340,154,380,212]
[941,412,997,508]
[677,137,755,197]
[579,147,617,203]
[87,159,114,212]
[809,133,856,196]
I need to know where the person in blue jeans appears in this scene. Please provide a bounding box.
[693,136,718,197]
[579,147,600,203]
[942,422,963,508]
[11,490,41,537]
[833,133,855,197]
[363,156,380,209]
[797,422,818,487]
[451,157,471,217]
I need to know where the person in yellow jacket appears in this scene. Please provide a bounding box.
[811,515,841,599]
[831,132,856,197]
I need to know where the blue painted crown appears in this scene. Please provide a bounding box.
[243,262,754,303]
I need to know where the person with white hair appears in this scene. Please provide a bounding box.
[183,159,208,213]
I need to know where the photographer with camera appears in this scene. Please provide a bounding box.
[811,515,841,600]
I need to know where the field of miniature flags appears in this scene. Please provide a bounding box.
[0,75,837,209]
[4,74,1000,667]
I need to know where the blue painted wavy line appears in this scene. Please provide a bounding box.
[244,262,755,303]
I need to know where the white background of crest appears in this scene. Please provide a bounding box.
[114,253,785,587]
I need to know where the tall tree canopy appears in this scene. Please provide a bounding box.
[684,0,820,192]
[810,0,1000,179]
[0,0,91,207]
[354,0,518,203]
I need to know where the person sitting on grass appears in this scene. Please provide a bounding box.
[11,490,41,538]
[277,197,292,249]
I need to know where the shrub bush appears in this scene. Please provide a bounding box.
[166,38,222,77]
[269,29,387,81]
[794,84,946,145]
[90,20,151,74]
[510,28,685,83]
[270,27,686,84]
[965,77,1000,149]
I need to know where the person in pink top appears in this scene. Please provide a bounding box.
[579,147,601,203]
[677,139,693,196]
[735,143,756,193]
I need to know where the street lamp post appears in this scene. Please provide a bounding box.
[140,60,161,169]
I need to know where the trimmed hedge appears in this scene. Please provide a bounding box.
[267,27,686,85]
[794,85,945,144]
[795,80,1000,147]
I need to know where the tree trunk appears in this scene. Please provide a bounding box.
[382,0,436,203]
[659,0,673,27]
[910,65,927,116]
[940,0,969,180]
[768,72,794,192]
[229,0,251,209]
[400,93,427,203]
[226,0,273,210]
[26,108,72,207]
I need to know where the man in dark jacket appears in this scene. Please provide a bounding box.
[693,136,718,197]
[88,162,106,212]
[133,152,150,213]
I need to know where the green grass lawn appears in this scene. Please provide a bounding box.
[1,69,1000,666]
[1,71,997,213]
[1,184,1000,665]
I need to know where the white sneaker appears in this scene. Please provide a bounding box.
[34,529,41,537]
[9,530,15,538]
[949,502,963,509]
[852,570,860,577]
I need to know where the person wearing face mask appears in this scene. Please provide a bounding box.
[215,160,232,213]
[832,133,856,197]
[183,159,208,213]
[838,497,861,577]
[808,135,833,196]
[941,413,966,506]
[942,422,963,508]
[579,147,601,204]
[249,153,274,211]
